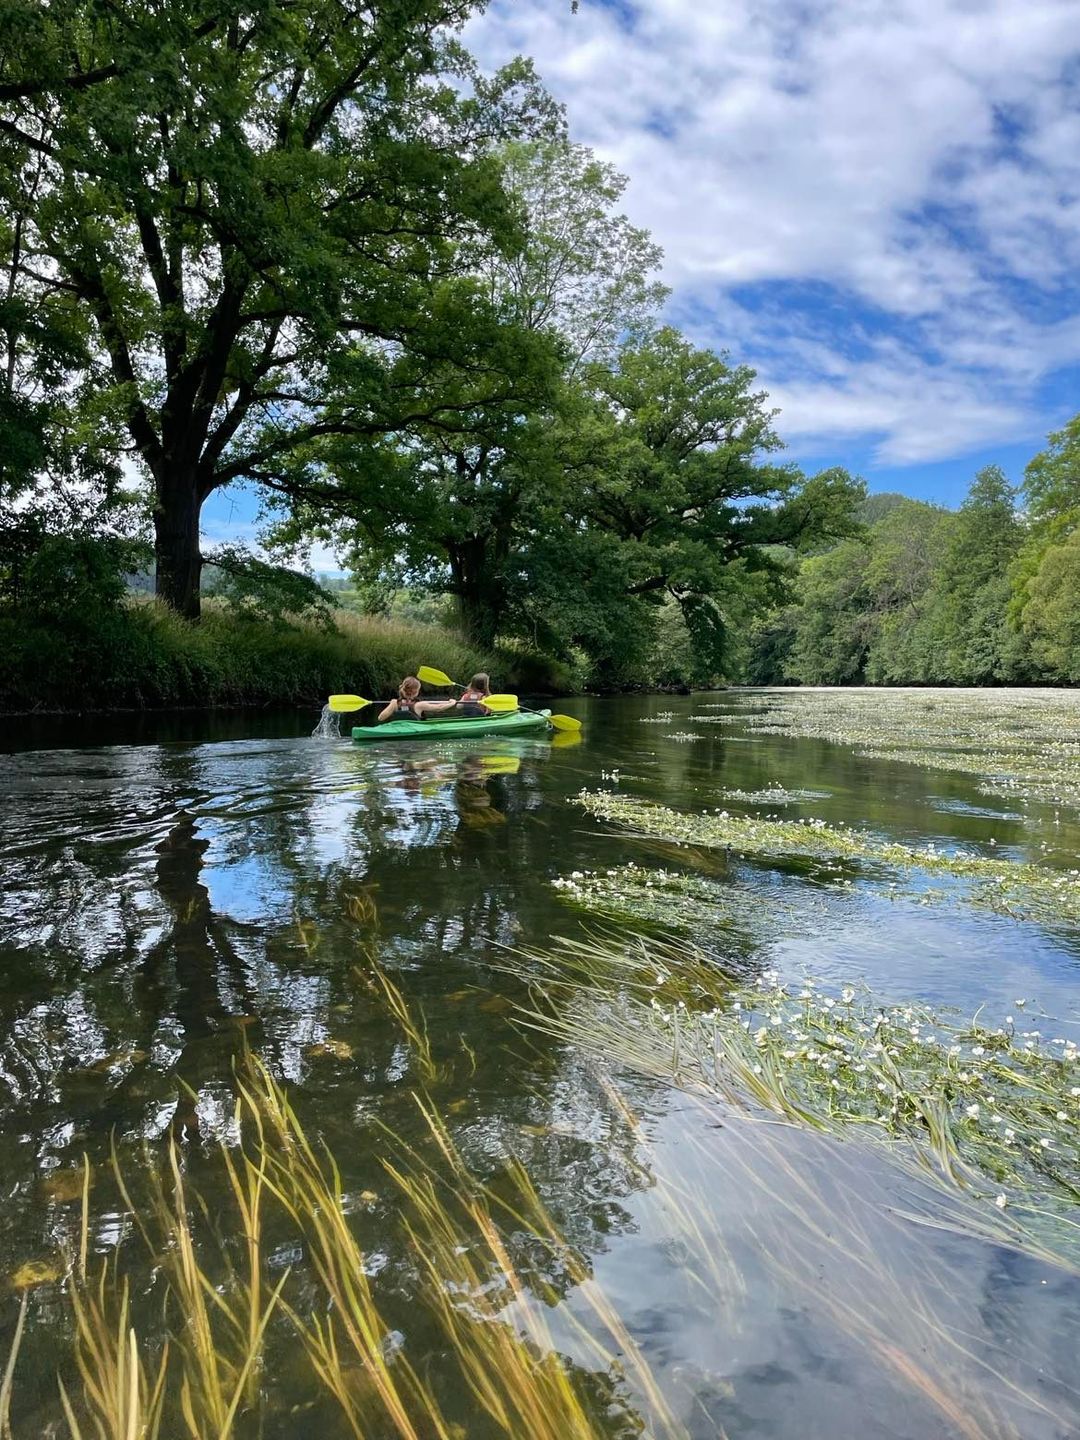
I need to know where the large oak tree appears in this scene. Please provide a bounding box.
[0,0,559,615]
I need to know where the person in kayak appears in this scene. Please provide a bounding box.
[378,676,457,723]
[456,673,493,717]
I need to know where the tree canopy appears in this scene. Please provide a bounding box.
[1,0,560,614]
[3,2,865,681]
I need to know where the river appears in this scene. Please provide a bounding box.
[2,692,1079,1438]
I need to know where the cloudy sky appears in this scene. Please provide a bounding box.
[203,0,1080,554]
[468,0,1080,501]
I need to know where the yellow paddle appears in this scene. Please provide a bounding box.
[417,667,517,708]
[417,667,583,733]
[328,694,373,713]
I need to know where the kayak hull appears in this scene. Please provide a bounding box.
[351,709,551,743]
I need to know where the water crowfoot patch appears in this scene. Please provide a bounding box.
[577,791,1080,925]
[502,936,1080,1269]
[737,688,1080,810]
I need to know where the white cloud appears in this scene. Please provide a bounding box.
[467,0,1080,470]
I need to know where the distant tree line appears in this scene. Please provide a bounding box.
[748,422,1080,686]
[1,0,862,693]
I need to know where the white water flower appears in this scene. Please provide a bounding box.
[965,1104,980,1119]
[995,1194,1008,1209]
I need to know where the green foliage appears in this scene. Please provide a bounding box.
[755,469,1052,687]
[202,545,337,629]
[1023,415,1080,538]
[1020,530,1080,681]
[789,539,872,684]
[1,0,561,614]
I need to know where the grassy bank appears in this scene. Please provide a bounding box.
[0,599,510,714]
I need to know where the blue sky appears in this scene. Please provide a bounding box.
[206,0,1080,561]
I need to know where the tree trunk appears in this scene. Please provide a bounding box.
[449,542,502,649]
[154,472,203,619]
[457,587,500,649]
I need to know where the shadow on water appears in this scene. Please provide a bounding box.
[1,694,1079,1436]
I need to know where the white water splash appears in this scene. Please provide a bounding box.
[311,704,341,739]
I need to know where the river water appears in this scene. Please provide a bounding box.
[2,693,1079,1437]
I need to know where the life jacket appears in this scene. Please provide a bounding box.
[397,695,420,716]
[460,689,489,708]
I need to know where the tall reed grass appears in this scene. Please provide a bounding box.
[0,600,496,714]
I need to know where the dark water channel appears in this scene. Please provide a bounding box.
[2,693,1079,1437]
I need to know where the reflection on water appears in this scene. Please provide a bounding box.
[1,695,1080,1436]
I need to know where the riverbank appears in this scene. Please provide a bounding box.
[0,598,567,715]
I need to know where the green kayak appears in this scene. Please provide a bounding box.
[351,708,551,743]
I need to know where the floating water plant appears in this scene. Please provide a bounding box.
[503,934,1080,1268]
[577,790,1080,924]
[719,784,830,804]
[737,688,1080,809]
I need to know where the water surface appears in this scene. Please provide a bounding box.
[2,693,1079,1436]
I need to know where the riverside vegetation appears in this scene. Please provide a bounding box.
[749,439,1080,687]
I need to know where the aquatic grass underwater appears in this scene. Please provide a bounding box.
[504,930,1080,1261]
[8,961,1078,1440]
[1,958,691,1440]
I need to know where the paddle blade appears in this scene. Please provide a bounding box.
[329,694,370,713]
[481,693,519,712]
[548,713,582,732]
[417,666,454,687]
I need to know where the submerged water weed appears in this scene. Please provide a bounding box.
[5,1055,688,1440]
[651,1120,1078,1440]
[577,790,1080,924]
[737,687,1080,809]
[504,936,1080,1266]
